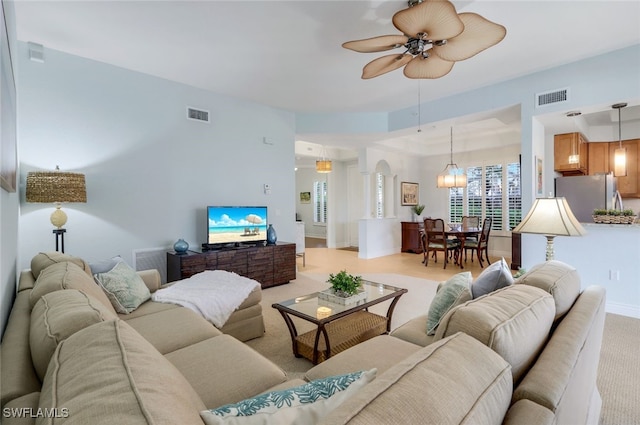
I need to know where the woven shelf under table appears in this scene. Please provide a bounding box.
[295,310,388,364]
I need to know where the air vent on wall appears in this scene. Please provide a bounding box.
[535,88,569,108]
[187,107,210,123]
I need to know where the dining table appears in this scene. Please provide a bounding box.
[445,225,481,268]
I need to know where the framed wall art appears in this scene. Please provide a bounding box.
[299,191,311,204]
[401,182,419,206]
[536,156,543,196]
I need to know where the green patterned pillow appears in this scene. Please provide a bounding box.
[200,369,376,425]
[427,272,472,335]
[94,262,150,314]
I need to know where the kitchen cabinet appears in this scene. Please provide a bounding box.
[611,139,640,198]
[554,132,588,175]
[587,142,610,175]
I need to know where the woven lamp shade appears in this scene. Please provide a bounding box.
[26,171,87,203]
[316,160,332,173]
[26,169,87,228]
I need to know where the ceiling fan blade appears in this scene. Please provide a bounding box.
[433,13,507,62]
[403,54,455,79]
[392,0,463,40]
[362,54,413,79]
[342,35,409,53]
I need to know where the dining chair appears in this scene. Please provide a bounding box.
[422,218,460,269]
[464,217,492,268]
[460,215,480,262]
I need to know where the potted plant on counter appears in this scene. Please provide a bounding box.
[592,209,636,224]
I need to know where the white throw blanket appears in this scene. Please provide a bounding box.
[151,270,259,328]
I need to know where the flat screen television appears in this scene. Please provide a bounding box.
[207,206,268,246]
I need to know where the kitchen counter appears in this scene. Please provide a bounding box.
[521,223,640,318]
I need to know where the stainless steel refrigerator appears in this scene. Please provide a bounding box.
[554,174,617,223]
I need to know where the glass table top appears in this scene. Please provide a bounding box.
[273,280,406,321]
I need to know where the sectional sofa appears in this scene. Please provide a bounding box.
[1,252,605,425]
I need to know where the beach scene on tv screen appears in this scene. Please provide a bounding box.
[208,207,267,243]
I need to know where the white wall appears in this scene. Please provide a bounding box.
[295,167,327,239]
[17,43,296,271]
[1,0,18,337]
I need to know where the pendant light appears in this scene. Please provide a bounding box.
[316,145,332,173]
[437,127,467,188]
[566,111,581,165]
[612,103,627,177]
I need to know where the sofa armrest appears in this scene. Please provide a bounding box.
[136,269,161,293]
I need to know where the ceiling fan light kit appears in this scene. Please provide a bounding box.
[343,0,506,79]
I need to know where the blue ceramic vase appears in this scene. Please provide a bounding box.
[266,224,277,245]
[173,238,189,254]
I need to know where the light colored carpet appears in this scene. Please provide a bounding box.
[598,313,640,425]
[246,274,640,423]
[245,272,438,379]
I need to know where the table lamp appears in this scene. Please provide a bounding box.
[512,197,585,261]
[26,166,87,252]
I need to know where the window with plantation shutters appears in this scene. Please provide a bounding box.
[375,172,384,218]
[507,162,522,230]
[466,166,482,219]
[449,187,463,223]
[485,164,503,231]
[313,180,327,224]
[446,160,521,233]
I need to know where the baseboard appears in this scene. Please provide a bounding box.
[606,301,640,318]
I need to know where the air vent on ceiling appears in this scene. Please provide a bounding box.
[535,88,569,108]
[187,107,210,123]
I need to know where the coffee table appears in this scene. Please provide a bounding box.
[272,280,407,364]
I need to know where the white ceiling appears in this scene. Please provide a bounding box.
[13,1,640,160]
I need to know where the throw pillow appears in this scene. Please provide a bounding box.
[426,272,472,335]
[200,369,377,425]
[94,262,150,314]
[89,255,124,275]
[470,257,514,298]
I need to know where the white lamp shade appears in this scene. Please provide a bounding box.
[513,197,586,237]
[437,166,467,188]
[613,147,627,177]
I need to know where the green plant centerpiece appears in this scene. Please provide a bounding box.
[411,204,425,221]
[327,270,363,297]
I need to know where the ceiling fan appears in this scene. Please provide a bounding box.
[342,0,506,79]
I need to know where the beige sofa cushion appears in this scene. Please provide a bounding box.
[318,332,513,425]
[165,334,287,409]
[513,286,606,425]
[125,306,222,354]
[503,399,554,425]
[39,320,206,425]
[29,262,116,315]
[434,284,555,383]
[389,314,435,347]
[30,289,117,380]
[305,335,422,382]
[0,291,40,408]
[516,260,581,321]
[30,252,91,280]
